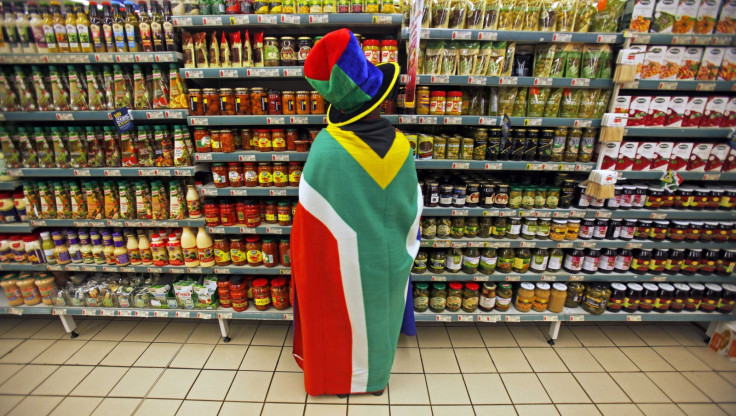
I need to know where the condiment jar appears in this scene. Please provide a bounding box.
[565,282,584,308]
[639,283,659,312]
[252,278,272,311]
[461,283,480,312]
[547,283,567,313]
[429,283,447,312]
[701,283,723,312]
[446,282,463,312]
[717,283,736,313]
[670,283,690,312]
[514,282,535,312]
[495,283,513,312]
[606,283,627,312]
[623,283,643,312]
[686,283,705,311]
[532,282,551,312]
[413,283,429,312]
[478,282,497,312]
[581,283,609,315]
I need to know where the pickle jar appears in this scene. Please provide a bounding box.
[446,282,463,312]
[479,247,497,274]
[462,247,480,274]
[429,250,446,273]
[565,282,584,308]
[478,282,497,312]
[413,282,430,312]
[429,282,447,313]
[581,283,609,315]
[413,251,428,273]
[606,282,627,312]
[495,283,513,312]
[462,283,480,312]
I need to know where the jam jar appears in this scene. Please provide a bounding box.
[188,88,204,115]
[670,283,690,312]
[634,220,652,240]
[701,221,718,242]
[665,249,685,274]
[685,283,705,311]
[668,221,688,241]
[614,249,633,272]
[687,221,704,241]
[682,249,702,275]
[674,187,694,209]
[639,283,659,312]
[623,283,643,312]
[267,90,283,115]
[717,283,736,313]
[631,249,652,274]
[654,283,675,312]
[251,88,268,115]
[235,88,251,115]
[280,37,297,65]
[297,36,313,64]
[717,249,736,276]
[606,282,627,312]
[203,88,220,115]
[699,249,719,274]
[701,284,722,312]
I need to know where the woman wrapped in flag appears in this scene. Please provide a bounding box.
[290,28,422,397]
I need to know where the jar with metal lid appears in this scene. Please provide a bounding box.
[479,217,493,238]
[203,88,219,115]
[235,88,250,115]
[686,283,705,311]
[218,88,235,115]
[413,282,429,312]
[650,248,668,273]
[717,283,736,313]
[508,186,522,209]
[665,249,685,274]
[505,217,520,239]
[649,220,669,241]
[497,248,515,273]
[691,187,710,210]
[597,248,616,273]
[614,248,633,272]
[266,90,282,115]
[662,188,675,208]
[563,220,580,241]
[608,186,623,209]
[582,248,601,274]
[563,128,582,162]
[654,283,675,312]
[495,184,509,208]
[563,249,584,273]
[720,187,736,210]
[536,218,551,239]
[593,219,609,239]
[545,187,560,209]
[429,283,447,312]
[446,282,463,312]
[606,283,627,312]
[606,219,622,239]
[257,163,273,187]
[461,283,480,312]
[264,37,280,66]
[280,91,296,115]
[701,221,718,242]
[579,219,595,239]
[631,249,652,274]
[412,251,428,274]
[717,249,736,276]
[461,138,474,160]
[581,283,609,315]
[450,218,465,239]
[428,91,446,116]
[624,283,643,312]
[521,187,535,209]
[446,91,463,116]
[633,185,648,208]
[670,283,690,312]
[620,185,635,209]
[252,278,271,311]
[701,283,723,312]
[462,247,480,274]
[715,222,732,242]
[453,185,467,208]
[639,283,659,312]
[297,37,313,64]
[533,187,547,209]
[558,180,576,208]
[521,218,537,240]
[645,186,664,209]
[682,248,702,275]
[212,163,229,188]
[188,89,204,115]
[546,283,567,313]
[437,218,451,239]
[514,282,535,312]
[227,163,243,187]
[687,221,703,241]
[278,37,296,66]
[464,217,479,238]
[532,282,551,312]
[250,88,267,115]
[479,282,497,311]
[310,91,325,114]
[495,283,513,312]
[700,249,719,274]
[668,221,689,241]
[429,251,446,274]
[550,220,567,241]
[674,187,693,209]
[296,91,310,115]
[634,220,652,240]
[513,248,531,273]
[421,218,437,239]
[565,282,584,308]
[547,248,563,272]
[618,219,635,240]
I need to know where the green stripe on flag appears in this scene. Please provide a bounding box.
[307,65,373,113]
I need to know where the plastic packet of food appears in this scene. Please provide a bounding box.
[84,66,104,111]
[48,128,67,168]
[228,32,242,68]
[458,41,479,75]
[182,32,195,68]
[695,0,722,34]
[498,87,518,116]
[577,89,600,118]
[166,64,186,109]
[133,182,150,220]
[544,88,563,117]
[29,66,51,111]
[559,88,582,118]
[173,280,196,309]
[10,66,35,111]
[483,0,500,28]
[66,66,87,111]
[0,70,18,111]
[480,42,503,76]
[48,66,70,111]
[101,66,114,110]
[68,128,88,169]
[594,89,612,118]
[424,41,445,74]
[512,88,528,116]
[591,0,626,32]
[538,0,556,30]
[448,0,467,28]
[16,128,37,168]
[421,0,432,27]
[86,128,104,168]
[116,182,132,219]
[23,185,41,220]
[573,0,595,32]
[252,31,264,67]
[112,65,130,109]
[510,0,527,30]
[549,47,566,77]
[527,87,550,117]
[132,65,151,110]
[497,0,514,29]
[597,45,613,78]
[473,42,493,75]
[719,47,736,80]
[581,44,604,78]
[37,183,55,218]
[432,0,451,28]
[83,181,102,219]
[533,44,557,77]
[33,128,53,168]
[209,32,220,68]
[652,0,678,32]
[0,128,20,169]
[554,0,577,31]
[149,65,168,109]
[169,181,186,220]
[136,128,155,167]
[219,32,231,68]
[53,183,72,219]
[512,45,534,76]
[69,183,86,219]
[523,0,541,30]
[672,0,700,33]
[441,42,459,75]
[120,131,138,167]
[501,42,516,76]
[194,32,209,68]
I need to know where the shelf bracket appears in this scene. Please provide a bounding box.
[548,320,561,344]
[218,317,230,342]
[57,314,78,338]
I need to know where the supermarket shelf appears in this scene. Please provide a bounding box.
[0,180,21,190]
[618,170,736,181]
[181,67,305,79]
[391,115,601,127]
[419,206,736,220]
[627,32,736,46]
[0,263,291,275]
[172,13,402,27]
[0,52,183,65]
[415,309,564,322]
[621,80,736,92]
[188,115,326,126]
[27,219,206,228]
[402,28,624,44]
[419,238,736,250]
[563,307,735,322]
[6,166,204,178]
[199,183,299,197]
[0,223,33,233]
[194,152,309,162]
[413,74,613,88]
[411,272,736,283]
[0,110,188,122]
[208,225,292,235]
[624,127,733,138]
[414,160,594,172]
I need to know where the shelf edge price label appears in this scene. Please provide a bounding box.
[569,274,584,281]
[308,14,328,23]
[524,118,543,127]
[477,31,498,40]
[176,311,191,318]
[190,117,209,126]
[458,315,474,322]
[185,70,203,78]
[479,117,498,125]
[451,162,469,169]
[468,76,487,85]
[557,242,573,248]
[266,227,284,234]
[505,275,521,282]
[499,76,518,85]
[283,68,303,77]
[398,116,418,124]
[266,117,285,125]
[283,313,294,320]
[269,189,287,196]
[485,162,502,170]
[444,116,463,125]
[56,113,74,121]
[649,213,667,219]
[215,268,231,274]
[272,153,290,161]
[8,307,22,315]
[581,241,597,248]
[52,308,66,315]
[289,116,308,124]
[595,211,612,218]
[626,315,642,321]
[505,315,521,322]
[534,77,552,86]
[372,15,393,24]
[101,309,115,316]
[257,14,277,23]
[552,33,572,42]
[74,169,91,176]
[626,243,643,249]
[435,315,451,322]
[136,310,151,317]
[154,310,170,317]
[541,275,556,281]
[477,315,494,322]
[197,312,212,319]
[430,75,449,84]
[658,81,678,90]
[218,312,233,319]
[419,117,437,125]
[117,310,132,316]
[452,30,471,40]
[543,315,559,321]
[697,82,716,91]
[704,173,721,180]
[569,315,585,322]
[282,14,300,24]
[220,69,238,77]
[574,119,592,128]
[239,154,256,162]
[571,78,590,87]
[652,275,667,282]
[499,209,516,217]
[597,34,618,43]
[473,275,489,282]
[431,275,447,282]
[520,241,536,248]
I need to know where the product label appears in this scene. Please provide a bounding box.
[112,23,126,49]
[414,296,429,310]
[247,249,262,264]
[447,295,462,309]
[198,246,214,263]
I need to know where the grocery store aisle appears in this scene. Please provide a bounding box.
[0,317,735,416]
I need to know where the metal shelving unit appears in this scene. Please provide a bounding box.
[0,110,188,122]
[0,223,33,233]
[26,219,205,228]
[181,67,305,79]
[0,180,21,190]
[189,115,326,126]
[413,75,613,88]
[419,238,736,250]
[618,170,736,181]
[420,206,736,220]
[393,115,601,127]
[401,28,623,43]
[6,166,204,178]
[411,271,735,284]
[208,225,292,235]
[415,308,734,322]
[414,160,594,171]
[627,32,736,46]
[620,80,736,92]
[199,183,299,197]
[0,52,183,65]
[0,263,290,275]
[195,152,309,163]
[562,307,735,322]
[623,127,734,138]
[172,13,402,27]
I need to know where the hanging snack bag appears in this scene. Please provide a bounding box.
[533,44,557,77]
[651,0,678,32]
[194,32,209,68]
[209,31,220,68]
[555,0,577,31]
[718,47,736,80]
[441,41,459,75]
[182,32,195,68]
[559,88,582,118]
[543,88,563,117]
[483,0,500,28]
[573,0,595,32]
[678,47,702,79]
[591,0,626,32]
[527,87,550,117]
[630,0,655,32]
[717,0,736,33]
[672,0,700,33]
[661,46,684,79]
[697,47,725,80]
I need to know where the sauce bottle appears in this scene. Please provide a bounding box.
[125,232,140,265]
[51,1,70,53]
[15,2,36,53]
[162,0,177,51]
[40,231,56,265]
[90,230,105,264]
[40,3,57,53]
[111,1,127,52]
[64,1,81,52]
[167,233,184,266]
[112,232,130,266]
[186,184,202,218]
[137,0,152,52]
[101,231,116,264]
[150,0,164,51]
[196,226,215,267]
[28,3,46,53]
[88,1,104,52]
[3,2,20,53]
[150,233,168,266]
[52,231,71,265]
[76,3,92,52]
[137,230,153,265]
[79,231,93,264]
[124,2,139,52]
[181,226,199,267]
[101,1,114,52]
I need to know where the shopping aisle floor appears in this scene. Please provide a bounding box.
[0,317,735,416]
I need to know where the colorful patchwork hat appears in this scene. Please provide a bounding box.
[304,28,399,126]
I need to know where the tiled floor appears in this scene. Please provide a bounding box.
[0,317,735,416]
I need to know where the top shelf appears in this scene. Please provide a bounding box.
[172,13,401,27]
[401,28,623,43]
[626,32,736,46]
[0,52,183,65]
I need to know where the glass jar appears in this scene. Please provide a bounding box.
[686,283,705,311]
[258,163,273,187]
[631,249,652,274]
[271,278,290,310]
[581,283,609,315]
[513,248,531,273]
[413,251,428,274]
[251,88,268,115]
[429,250,446,273]
[536,218,551,239]
[682,248,702,275]
[548,248,564,272]
[272,163,288,188]
[639,283,659,312]
[606,283,627,312]
[717,249,736,276]
[547,283,567,313]
[462,248,480,274]
[413,282,430,312]
[228,163,243,187]
[700,249,719,274]
[245,236,263,266]
[235,88,251,115]
[550,220,567,241]
[296,91,310,114]
[212,163,229,188]
[623,283,644,312]
[582,248,601,274]
[717,283,736,313]
[506,217,521,239]
[429,91,446,115]
[670,283,690,312]
[654,283,675,312]
[521,218,537,240]
[479,282,497,312]
[634,220,652,240]
[701,221,718,242]
[614,248,633,272]
[446,282,463,312]
[188,88,204,115]
[514,282,535,312]
[429,283,447,312]
[620,219,637,240]
[252,278,271,311]
[310,91,325,114]
[529,248,549,273]
[668,221,689,241]
[532,282,551,312]
[479,248,497,274]
[563,249,584,273]
[462,283,480,312]
[495,283,513,312]
[202,88,219,115]
[650,248,668,273]
[578,219,594,239]
[565,282,585,308]
[599,248,616,273]
[565,219,580,240]
[219,88,235,115]
[701,283,722,312]
[687,221,704,241]
[665,249,685,274]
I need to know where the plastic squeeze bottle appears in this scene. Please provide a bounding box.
[181,226,199,267]
[196,226,215,267]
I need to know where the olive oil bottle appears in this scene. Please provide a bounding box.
[124,2,140,52]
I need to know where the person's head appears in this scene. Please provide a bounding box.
[304,29,399,126]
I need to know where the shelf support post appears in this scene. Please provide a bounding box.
[548,320,561,345]
[218,317,231,342]
[57,314,78,338]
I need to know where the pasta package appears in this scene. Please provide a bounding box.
[573,0,595,32]
[630,0,655,32]
[697,47,725,80]
[527,87,550,117]
[694,0,722,34]
[719,47,736,80]
[640,45,666,80]
[716,0,736,33]
[651,0,678,33]
[661,46,684,80]
[672,0,700,33]
[544,88,563,117]
[554,0,577,31]
[483,0,500,28]
[533,44,557,77]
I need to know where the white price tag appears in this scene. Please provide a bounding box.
[173,16,193,26]
[451,209,469,216]
[569,275,584,281]
[185,70,204,78]
[73,169,91,176]
[56,113,74,121]
[652,276,667,282]
[527,163,543,171]
[597,34,618,43]
[169,268,185,274]
[238,154,256,162]
[534,77,553,86]
[444,117,463,125]
[452,30,472,40]
[574,119,593,127]
[468,76,487,85]
[202,16,222,25]
[485,162,502,170]
[552,33,573,42]
[190,117,209,126]
[479,117,498,125]
[372,15,393,24]
[697,82,716,91]
[458,315,474,322]
[266,227,284,234]
[627,315,642,321]
[524,118,543,126]
[218,312,233,319]
[283,313,294,320]
[704,173,721,180]
[632,33,651,43]
[570,315,585,322]
[197,312,212,319]
[269,189,287,196]
[520,241,537,248]
[229,189,248,196]
[258,15,278,24]
[435,315,451,322]
[483,210,500,216]
[101,309,115,316]
[659,82,678,90]
[135,54,154,63]
[541,275,557,282]
[431,275,447,281]
[570,210,587,218]
[176,311,191,318]
[451,162,469,169]
[281,14,300,24]
[239,227,256,234]
[473,275,489,282]
[66,266,81,271]
[499,77,518,85]
[154,310,170,318]
[289,116,308,124]
[626,243,643,249]
[120,267,134,272]
[430,75,449,83]
[283,68,303,77]
[557,242,573,248]
[117,310,132,316]
[571,78,590,87]
[650,213,667,219]
[219,69,238,77]
[476,315,495,322]
[419,117,437,125]
[505,316,521,322]
[214,268,231,274]
[478,32,498,40]
[399,116,418,124]
[581,241,597,248]
[595,211,612,218]
[8,307,22,315]
[543,315,559,321]
[267,117,285,125]
[307,14,328,23]
[104,169,122,176]
[499,210,517,217]
[135,310,151,317]
[505,275,521,282]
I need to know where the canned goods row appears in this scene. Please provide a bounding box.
[204,199,298,228]
[188,88,326,116]
[194,128,316,153]
[408,127,596,163]
[211,162,303,188]
[580,182,736,211]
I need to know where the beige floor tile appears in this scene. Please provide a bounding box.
[187,323,223,344]
[123,321,168,342]
[570,326,614,347]
[523,349,568,372]
[432,405,475,416]
[0,364,58,394]
[653,347,711,371]
[637,404,686,416]
[154,322,195,343]
[91,320,138,342]
[306,392,347,405]
[397,333,418,348]
[32,365,93,395]
[261,403,304,416]
[240,345,281,371]
[147,368,200,399]
[0,395,23,416]
[0,318,22,337]
[514,404,560,416]
[588,347,639,372]
[464,373,511,405]
[133,399,182,416]
[70,366,128,396]
[537,373,589,404]
[30,320,70,340]
[69,319,111,341]
[0,339,23,358]
[630,326,679,347]
[489,348,532,372]
[719,371,736,386]
[610,372,670,403]
[7,395,62,416]
[277,347,302,372]
[510,325,550,347]
[555,348,603,372]
[455,347,496,373]
[646,372,710,403]
[133,342,181,367]
[478,325,518,347]
[447,327,485,347]
[573,373,630,403]
[225,370,273,402]
[100,342,149,367]
[175,400,221,416]
[304,404,346,416]
[416,326,452,348]
[65,340,117,365]
[187,369,236,401]
[677,404,728,416]
[426,374,471,405]
[169,343,214,369]
[391,347,423,373]
[597,404,644,416]
[347,405,389,416]
[552,327,583,348]
[219,323,258,345]
[389,405,432,416]
[421,348,459,373]
[619,347,675,371]
[0,339,54,363]
[6,318,54,338]
[661,325,707,347]
[109,367,162,398]
[682,371,736,402]
[686,346,736,371]
[342,390,385,405]
[264,371,306,403]
[502,373,551,404]
[204,345,247,370]
[251,324,289,346]
[0,363,24,386]
[218,402,263,415]
[599,326,646,347]
[388,374,429,405]
[556,404,601,416]
[91,398,141,416]
[473,405,518,416]
[49,397,102,416]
